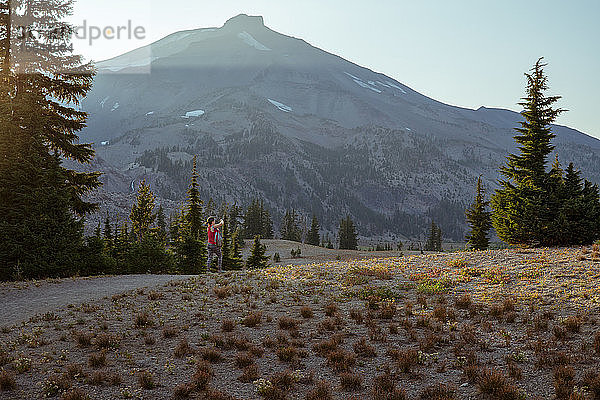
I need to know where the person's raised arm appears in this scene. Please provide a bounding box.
[214,219,224,228]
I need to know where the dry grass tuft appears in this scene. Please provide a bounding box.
[138,370,156,389]
[306,381,333,400]
[241,311,263,327]
[221,319,236,332]
[300,306,313,319]
[0,370,16,391]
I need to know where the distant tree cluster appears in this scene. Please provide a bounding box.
[243,199,273,239]
[338,216,358,250]
[424,221,442,251]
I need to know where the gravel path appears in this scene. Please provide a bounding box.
[0,274,195,327]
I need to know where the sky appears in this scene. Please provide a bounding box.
[67,0,599,139]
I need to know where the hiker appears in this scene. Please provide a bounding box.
[207,216,224,272]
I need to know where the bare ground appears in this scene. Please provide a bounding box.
[0,246,600,400]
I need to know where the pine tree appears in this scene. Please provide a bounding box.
[261,201,274,239]
[186,157,203,239]
[130,180,156,241]
[103,213,114,249]
[220,212,234,270]
[171,207,205,274]
[281,209,302,242]
[246,235,269,269]
[465,176,492,250]
[243,199,262,238]
[229,229,244,270]
[306,215,320,246]
[156,205,167,243]
[424,221,438,251]
[338,216,358,250]
[491,58,565,246]
[0,0,100,280]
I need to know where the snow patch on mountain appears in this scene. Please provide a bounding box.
[145,111,154,116]
[182,110,205,118]
[100,96,109,108]
[111,102,120,111]
[238,31,271,51]
[344,72,382,93]
[268,99,292,113]
[386,80,407,94]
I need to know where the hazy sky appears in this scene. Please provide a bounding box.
[68,0,599,139]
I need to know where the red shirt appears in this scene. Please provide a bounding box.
[207,226,217,245]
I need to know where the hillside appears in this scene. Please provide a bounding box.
[1,247,599,398]
[76,14,600,239]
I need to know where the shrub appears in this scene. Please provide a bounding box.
[0,370,16,391]
[372,373,406,400]
[94,333,118,349]
[477,368,520,399]
[306,381,332,400]
[61,388,90,400]
[553,365,575,399]
[174,338,193,358]
[173,383,194,399]
[88,352,106,368]
[324,302,338,317]
[199,347,223,363]
[222,319,236,332]
[191,360,213,390]
[235,352,255,368]
[455,294,472,309]
[300,306,313,319]
[353,338,376,357]
[134,311,154,328]
[162,325,178,339]
[276,346,299,363]
[326,349,355,372]
[242,312,263,327]
[213,287,230,299]
[340,372,362,390]
[138,370,155,389]
[278,316,300,330]
[563,316,582,333]
[239,364,259,383]
[418,383,456,399]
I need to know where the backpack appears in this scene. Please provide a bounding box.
[215,230,223,247]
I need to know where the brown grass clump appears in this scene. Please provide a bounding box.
[455,294,472,310]
[238,364,259,383]
[339,372,362,390]
[148,291,163,300]
[306,381,333,400]
[477,368,521,399]
[94,333,118,349]
[88,351,106,368]
[173,383,194,399]
[433,305,447,321]
[138,370,155,389]
[372,372,407,400]
[326,349,356,372]
[594,331,600,354]
[271,370,297,392]
[221,318,236,332]
[144,334,156,346]
[276,346,299,363]
[61,388,90,400]
[134,311,154,327]
[418,383,456,399]
[64,363,85,380]
[162,325,179,339]
[324,302,338,317]
[174,338,193,358]
[278,316,300,330]
[191,360,213,391]
[300,306,313,319]
[349,308,363,324]
[213,286,230,299]
[313,335,343,356]
[0,370,16,391]
[390,348,419,373]
[199,347,223,363]
[235,352,255,368]
[353,337,376,358]
[563,316,582,333]
[553,365,575,399]
[378,301,396,319]
[242,311,263,327]
[74,331,92,347]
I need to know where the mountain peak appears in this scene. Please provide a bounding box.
[222,14,265,31]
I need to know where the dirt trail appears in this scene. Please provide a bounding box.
[0,274,195,326]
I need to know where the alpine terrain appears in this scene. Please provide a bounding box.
[77,14,600,240]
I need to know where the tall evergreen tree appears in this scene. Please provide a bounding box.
[130,180,156,241]
[280,209,302,242]
[229,228,244,270]
[491,58,565,246]
[220,212,234,270]
[338,216,358,250]
[246,235,269,269]
[0,0,100,280]
[261,200,274,239]
[465,176,492,250]
[186,156,203,239]
[306,215,320,246]
[424,221,442,251]
[156,205,167,243]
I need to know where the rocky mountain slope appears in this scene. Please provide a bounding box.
[77,14,600,239]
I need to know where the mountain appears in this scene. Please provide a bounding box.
[78,14,600,240]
